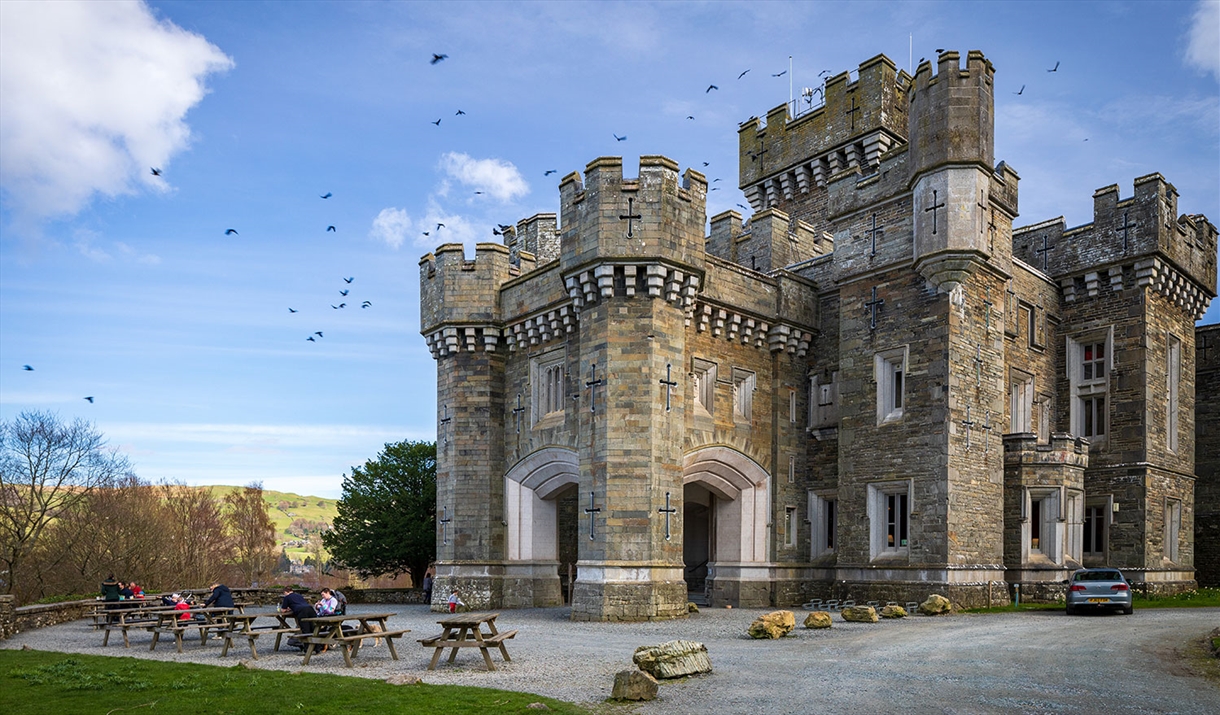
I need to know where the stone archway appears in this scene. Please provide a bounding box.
[503,447,579,607]
[683,446,771,607]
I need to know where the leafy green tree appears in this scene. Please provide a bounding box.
[323,440,435,586]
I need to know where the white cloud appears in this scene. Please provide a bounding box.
[73,229,112,263]
[439,152,529,202]
[1185,1,1220,81]
[370,207,412,249]
[0,0,233,221]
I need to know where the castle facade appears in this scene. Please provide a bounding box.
[419,50,1217,620]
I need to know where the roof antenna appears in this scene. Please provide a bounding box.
[788,55,793,116]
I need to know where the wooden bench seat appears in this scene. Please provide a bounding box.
[220,627,301,659]
[100,620,157,647]
[416,632,447,646]
[484,629,517,645]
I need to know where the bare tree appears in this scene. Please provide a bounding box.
[158,482,231,589]
[0,411,128,600]
[224,482,278,586]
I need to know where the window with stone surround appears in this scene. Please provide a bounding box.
[810,491,836,557]
[1038,397,1052,443]
[1068,329,1112,444]
[531,349,566,425]
[1010,370,1033,433]
[809,370,839,428]
[875,347,907,425]
[1024,487,1061,564]
[1083,497,1109,561]
[1167,334,1181,453]
[732,367,755,421]
[787,454,796,484]
[789,388,798,424]
[784,506,798,548]
[868,480,910,559]
[1164,498,1181,562]
[691,358,717,418]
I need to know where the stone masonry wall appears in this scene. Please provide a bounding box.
[1195,324,1220,587]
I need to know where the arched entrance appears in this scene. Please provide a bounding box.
[683,446,771,607]
[504,447,579,607]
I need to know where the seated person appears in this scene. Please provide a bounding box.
[171,593,192,622]
[204,582,235,610]
[118,582,134,600]
[100,574,121,602]
[128,583,144,599]
[314,588,339,617]
[279,587,315,636]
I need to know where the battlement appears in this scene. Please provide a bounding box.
[907,50,995,182]
[739,54,910,197]
[708,207,829,273]
[504,212,558,267]
[419,242,514,336]
[558,155,707,274]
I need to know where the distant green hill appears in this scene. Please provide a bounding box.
[193,486,338,563]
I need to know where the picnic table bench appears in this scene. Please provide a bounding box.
[299,612,409,668]
[148,607,237,653]
[99,605,178,647]
[89,599,167,630]
[218,612,301,660]
[420,612,516,671]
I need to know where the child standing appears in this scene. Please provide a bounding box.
[447,588,465,613]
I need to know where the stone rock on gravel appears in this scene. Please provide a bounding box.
[687,602,700,613]
[841,606,878,623]
[633,640,712,678]
[748,610,795,639]
[880,605,907,619]
[919,594,952,615]
[385,674,422,685]
[612,669,659,701]
[803,611,832,629]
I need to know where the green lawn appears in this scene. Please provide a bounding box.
[0,650,589,715]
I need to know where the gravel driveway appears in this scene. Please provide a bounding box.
[3,604,1218,713]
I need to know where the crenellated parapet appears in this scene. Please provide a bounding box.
[907,50,995,182]
[419,242,517,359]
[738,54,910,211]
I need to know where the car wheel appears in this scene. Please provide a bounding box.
[1122,605,1133,615]
[1065,605,1075,616]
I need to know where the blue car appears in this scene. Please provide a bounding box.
[1065,568,1134,615]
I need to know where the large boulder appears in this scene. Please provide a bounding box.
[803,611,832,629]
[612,669,659,701]
[919,594,952,615]
[880,605,907,619]
[841,605,879,623]
[633,640,712,679]
[748,610,796,639]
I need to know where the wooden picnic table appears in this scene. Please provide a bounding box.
[89,599,170,629]
[99,605,178,647]
[298,612,409,668]
[148,607,237,653]
[419,612,516,671]
[218,611,300,660]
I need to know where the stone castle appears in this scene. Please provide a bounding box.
[419,50,1218,620]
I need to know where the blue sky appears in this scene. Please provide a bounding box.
[2,1,1217,498]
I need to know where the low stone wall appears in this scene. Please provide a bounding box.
[346,588,427,604]
[0,598,95,639]
[0,595,14,639]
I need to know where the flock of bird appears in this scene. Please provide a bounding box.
[19,364,92,404]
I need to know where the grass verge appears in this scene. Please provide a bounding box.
[962,587,1220,614]
[0,649,589,715]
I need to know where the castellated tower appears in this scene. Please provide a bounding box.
[422,48,1215,617]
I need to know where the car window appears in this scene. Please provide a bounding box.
[1075,571,1122,581]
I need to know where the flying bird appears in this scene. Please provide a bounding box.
[738,69,750,79]
[23,365,33,371]
[1014,85,1025,95]
[150,167,162,177]
[936,48,944,53]
[288,308,298,313]
[613,134,627,141]
[713,178,721,182]
[474,191,484,195]
[818,69,831,77]
[362,301,372,308]
[710,187,720,191]
[307,336,315,342]
[422,231,430,236]
[320,192,332,199]
[436,222,445,230]
[706,84,718,92]
[686,115,694,120]
[1047,61,1059,72]
[327,226,336,232]
[455,109,466,115]
[497,224,512,232]
[332,303,346,309]
[544,170,557,176]
[772,70,787,77]
[431,53,448,64]
[736,203,750,211]
[84,397,94,403]
[432,118,442,126]
[314,331,323,338]
[493,227,502,236]
[340,289,349,296]
[343,277,354,283]
[225,229,238,235]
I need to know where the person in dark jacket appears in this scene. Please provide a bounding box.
[118,581,134,599]
[100,574,121,602]
[204,582,235,610]
[279,587,315,635]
